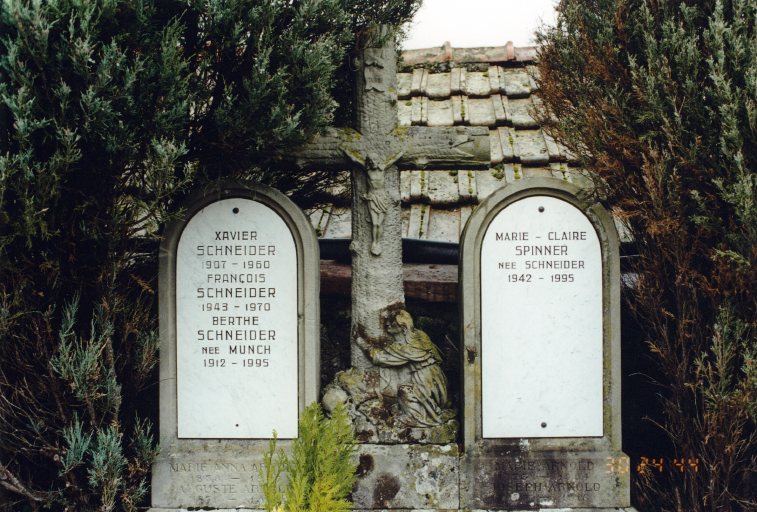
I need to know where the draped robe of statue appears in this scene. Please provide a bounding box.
[364,310,452,427]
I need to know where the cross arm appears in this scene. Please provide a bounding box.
[284,126,491,171]
[397,126,490,170]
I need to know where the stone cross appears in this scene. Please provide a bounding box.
[290,28,489,440]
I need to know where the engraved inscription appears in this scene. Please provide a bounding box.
[483,457,621,507]
[176,198,298,438]
[481,196,603,438]
[168,461,262,507]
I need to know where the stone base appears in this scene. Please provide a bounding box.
[352,444,459,510]
[149,442,636,511]
[147,509,639,511]
[150,440,274,509]
[148,509,638,512]
[148,509,259,511]
[149,442,459,511]
[467,509,638,512]
[461,450,632,510]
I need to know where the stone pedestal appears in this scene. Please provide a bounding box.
[461,449,632,510]
[352,444,460,510]
[149,441,274,509]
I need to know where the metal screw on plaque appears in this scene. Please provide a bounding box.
[538,206,545,213]
[541,422,547,428]
[233,207,239,214]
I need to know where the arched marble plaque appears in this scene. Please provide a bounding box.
[176,198,298,438]
[480,195,603,438]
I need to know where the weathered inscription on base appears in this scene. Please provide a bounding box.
[171,461,260,507]
[151,454,268,509]
[481,196,603,438]
[464,453,629,509]
[177,198,297,438]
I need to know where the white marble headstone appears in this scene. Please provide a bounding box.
[176,198,297,438]
[480,195,603,438]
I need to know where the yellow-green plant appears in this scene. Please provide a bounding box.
[261,403,356,512]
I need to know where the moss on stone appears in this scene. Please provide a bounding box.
[392,125,410,139]
[339,129,362,142]
[418,204,427,238]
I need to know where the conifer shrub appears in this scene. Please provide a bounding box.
[261,403,357,512]
[536,1,756,510]
[0,1,418,510]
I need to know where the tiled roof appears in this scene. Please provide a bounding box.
[311,42,587,244]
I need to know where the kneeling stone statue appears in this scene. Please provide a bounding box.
[322,306,456,443]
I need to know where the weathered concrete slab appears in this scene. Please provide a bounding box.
[497,127,517,162]
[427,170,460,205]
[465,71,493,97]
[400,170,412,202]
[427,99,454,127]
[503,162,518,182]
[522,167,554,179]
[487,66,501,95]
[490,129,505,164]
[408,170,428,202]
[466,98,497,127]
[352,444,460,510]
[476,168,508,200]
[508,98,539,128]
[427,72,452,99]
[515,129,550,165]
[451,96,464,125]
[543,131,564,161]
[411,96,426,125]
[492,94,508,125]
[407,204,430,239]
[411,68,426,96]
[457,170,477,203]
[397,73,413,98]
[450,68,464,95]
[427,208,461,242]
[499,68,532,98]
[398,99,413,126]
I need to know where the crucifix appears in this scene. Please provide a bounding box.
[291,27,489,441]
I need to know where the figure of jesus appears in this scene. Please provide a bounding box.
[362,153,390,256]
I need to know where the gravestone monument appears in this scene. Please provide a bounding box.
[149,182,319,511]
[459,177,636,511]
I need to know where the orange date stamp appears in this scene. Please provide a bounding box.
[635,457,700,475]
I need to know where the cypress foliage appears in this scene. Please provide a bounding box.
[536,1,756,510]
[261,403,356,512]
[0,1,419,510]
